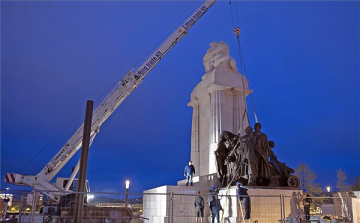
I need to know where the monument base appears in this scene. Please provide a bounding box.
[218,186,301,223]
[142,185,200,223]
[143,175,301,223]
[143,174,221,223]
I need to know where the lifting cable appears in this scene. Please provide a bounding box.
[220,2,242,222]
[229,0,259,127]
[229,0,250,136]
[236,34,259,124]
[221,1,259,222]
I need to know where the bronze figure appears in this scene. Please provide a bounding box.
[215,123,299,188]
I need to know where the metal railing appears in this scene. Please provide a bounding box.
[1,190,359,223]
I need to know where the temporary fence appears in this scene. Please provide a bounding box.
[1,190,359,223]
[282,195,357,223]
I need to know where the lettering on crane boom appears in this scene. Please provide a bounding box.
[137,51,163,76]
[136,5,207,77]
[182,6,207,30]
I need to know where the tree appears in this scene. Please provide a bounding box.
[336,168,349,192]
[349,177,360,191]
[295,163,323,195]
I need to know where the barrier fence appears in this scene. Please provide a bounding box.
[1,190,359,223]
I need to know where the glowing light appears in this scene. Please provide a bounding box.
[326,186,331,193]
[125,180,130,189]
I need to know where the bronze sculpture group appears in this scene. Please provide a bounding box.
[215,123,300,187]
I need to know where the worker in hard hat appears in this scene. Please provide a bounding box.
[207,187,222,223]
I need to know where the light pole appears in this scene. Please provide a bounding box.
[3,188,10,219]
[326,186,331,204]
[125,180,130,207]
[4,188,9,199]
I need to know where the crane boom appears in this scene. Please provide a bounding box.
[5,0,217,200]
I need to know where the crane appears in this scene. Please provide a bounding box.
[5,0,218,202]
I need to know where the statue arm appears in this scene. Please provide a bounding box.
[269,150,278,162]
[227,139,241,158]
[264,134,270,150]
[262,134,271,158]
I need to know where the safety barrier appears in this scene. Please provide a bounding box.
[1,190,359,223]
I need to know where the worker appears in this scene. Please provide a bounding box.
[184,161,195,186]
[207,187,222,223]
[236,182,251,220]
[194,191,204,223]
[301,190,311,220]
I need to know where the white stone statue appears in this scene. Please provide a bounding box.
[203,41,238,73]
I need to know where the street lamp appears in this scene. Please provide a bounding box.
[88,194,94,201]
[326,186,331,204]
[5,188,9,199]
[125,180,130,207]
[3,188,10,219]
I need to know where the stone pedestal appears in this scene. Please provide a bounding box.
[188,67,251,177]
[142,185,200,223]
[143,174,221,223]
[218,187,301,223]
[143,183,301,223]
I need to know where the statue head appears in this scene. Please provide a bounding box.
[269,141,275,148]
[208,42,230,55]
[203,41,237,73]
[221,131,237,140]
[245,126,253,134]
[224,141,231,149]
[254,123,262,132]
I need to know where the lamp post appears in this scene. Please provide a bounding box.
[125,180,130,207]
[326,186,331,204]
[4,188,9,199]
[3,188,10,219]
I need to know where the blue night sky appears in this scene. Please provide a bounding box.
[1,1,359,194]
